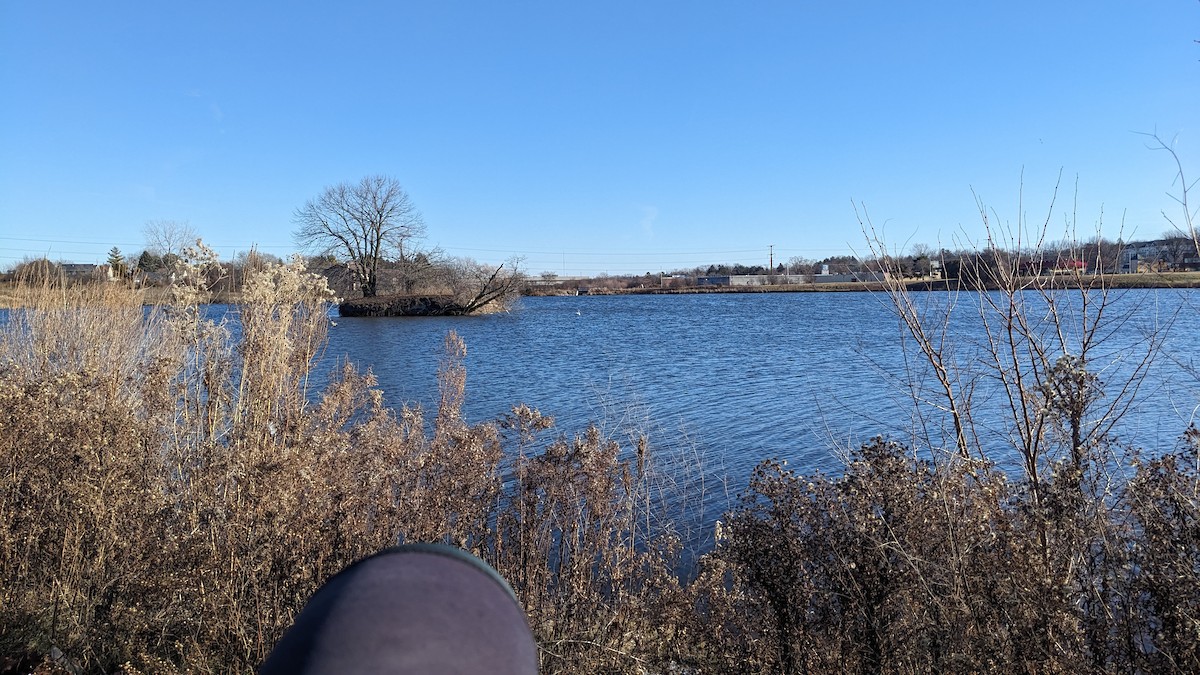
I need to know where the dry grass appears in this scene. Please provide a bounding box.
[706,433,1200,673]
[0,261,684,673]
[0,282,17,308]
[2,250,1198,673]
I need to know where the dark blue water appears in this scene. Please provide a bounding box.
[324,294,906,474]
[4,289,1197,548]
[318,290,1200,538]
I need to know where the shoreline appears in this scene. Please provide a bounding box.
[525,271,1200,297]
[3,273,1200,309]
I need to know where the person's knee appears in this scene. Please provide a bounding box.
[260,544,537,674]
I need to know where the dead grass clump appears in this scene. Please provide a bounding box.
[4,241,1199,673]
[0,258,436,671]
[700,430,1200,673]
[487,405,692,672]
[0,252,689,673]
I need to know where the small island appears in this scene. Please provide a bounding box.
[294,176,523,316]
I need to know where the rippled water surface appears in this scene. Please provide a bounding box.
[321,290,1200,486]
[325,294,907,471]
[4,288,1197,546]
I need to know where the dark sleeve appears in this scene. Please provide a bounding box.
[260,543,538,674]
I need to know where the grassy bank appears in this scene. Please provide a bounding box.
[6,271,1196,310]
[2,261,1199,673]
[526,270,1200,297]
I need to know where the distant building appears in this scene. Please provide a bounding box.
[697,274,814,287]
[1051,259,1087,275]
[812,271,888,284]
[1120,251,1139,274]
[60,264,113,282]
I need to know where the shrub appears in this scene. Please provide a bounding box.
[0,256,685,673]
[704,430,1200,673]
[3,246,1198,674]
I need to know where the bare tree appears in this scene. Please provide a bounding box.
[1161,230,1194,270]
[786,255,815,277]
[908,243,934,277]
[1143,132,1200,260]
[439,257,525,314]
[11,257,63,286]
[862,178,1165,487]
[143,220,197,258]
[293,175,426,298]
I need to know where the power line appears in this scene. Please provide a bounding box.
[0,236,296,250]
[1,236,857,257]
[440,245,767,256]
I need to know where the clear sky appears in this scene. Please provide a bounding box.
[1,1,1197,276]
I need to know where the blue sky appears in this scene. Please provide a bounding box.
[1,1,1197,276]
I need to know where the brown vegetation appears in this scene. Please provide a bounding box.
[2,232,1199,673]
[337,260,525,316]
[0,261,683,672]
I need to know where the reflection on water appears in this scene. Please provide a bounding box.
[316,290,1200,534]
[4,289,1197,549]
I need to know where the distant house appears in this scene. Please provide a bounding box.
[60,264,113,282]
[812,271,888,284]
[1120,251,1139,274]
[696,274,814,287]
[1051,259,1087,275]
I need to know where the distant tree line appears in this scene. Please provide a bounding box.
[521,232,1199,295]
[5,227,1195,297]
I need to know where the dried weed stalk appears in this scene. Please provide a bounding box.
[3,231,1199,674]
[0,254,686,673]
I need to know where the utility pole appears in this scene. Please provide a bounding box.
[769,244,774,271]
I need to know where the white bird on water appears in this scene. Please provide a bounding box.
[575,310,581,316]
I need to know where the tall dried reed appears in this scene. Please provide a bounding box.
[696,428,1200,673]
[3,241,1198,674]
[0,254,687,673]
[678,194,1200,673]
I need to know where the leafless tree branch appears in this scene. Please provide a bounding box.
[293,175,425,298]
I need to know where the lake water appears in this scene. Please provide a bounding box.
[319,289,1200,538]
[4,288,1198,549]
